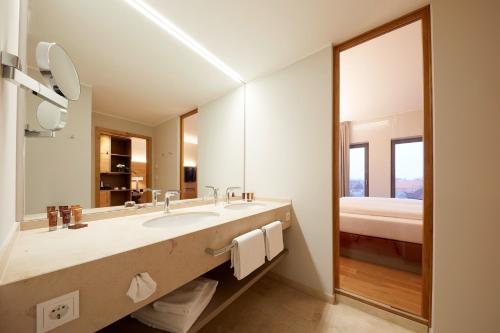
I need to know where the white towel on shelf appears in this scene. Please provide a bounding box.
[261,221,284,260]
[231,229,265,280]
[126,272,157,303]
[152,277,212,315]
[132,278,218,333]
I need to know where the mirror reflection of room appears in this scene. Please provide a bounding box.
[23,0,244,215]
[180,111,198,199]
[338,20,424,315]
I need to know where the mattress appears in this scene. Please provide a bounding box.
[340,197,423,244]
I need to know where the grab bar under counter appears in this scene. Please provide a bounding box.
[205,243,235,256]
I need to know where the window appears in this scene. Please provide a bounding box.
[349,143,369,197]
[391,137,423,199]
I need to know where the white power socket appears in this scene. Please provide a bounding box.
[36,290,79,333]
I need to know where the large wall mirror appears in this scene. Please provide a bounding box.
[23,0,245,217]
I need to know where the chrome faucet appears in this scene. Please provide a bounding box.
[205,186,219,206]
[164,190,179,213]
[145,189,162,207]
[225,186,241,205]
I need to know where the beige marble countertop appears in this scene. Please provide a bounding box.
[0,199,290,286]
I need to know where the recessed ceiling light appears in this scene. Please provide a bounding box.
[125,0,245,83]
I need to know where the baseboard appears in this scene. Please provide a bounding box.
[266,271,335,304]
[0,222,20,282]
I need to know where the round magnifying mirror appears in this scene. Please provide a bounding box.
[36,101,68,131]
[36,42,81,101]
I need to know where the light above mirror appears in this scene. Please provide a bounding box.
[124,0,244,83]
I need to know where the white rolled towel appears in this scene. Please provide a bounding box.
[126,272,157,303]
[261,221,284,260]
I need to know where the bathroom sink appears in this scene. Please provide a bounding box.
[224,202,266,210]
[143,212,220,228]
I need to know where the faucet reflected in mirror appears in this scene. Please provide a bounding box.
[144,189,162,207]
[225,186,241,204]
[164,190,180,213]
[205,186,219,206]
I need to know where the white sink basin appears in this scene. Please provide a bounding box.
[224,202,266,210]
[143,212,220,228]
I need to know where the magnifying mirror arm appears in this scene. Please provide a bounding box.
[24,124,55,138]
[1,51,69,109]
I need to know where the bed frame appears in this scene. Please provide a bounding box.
[340,232,422,274]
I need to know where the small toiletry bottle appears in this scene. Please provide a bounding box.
[48,211,58,231]
[70,205,80,224]
[73,207,83,224]
[59,205,69,218]
[62,209,71,228]
[46,206,56,219]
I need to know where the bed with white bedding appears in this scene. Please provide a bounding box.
[340,197,423,244]
[339,197,423,272]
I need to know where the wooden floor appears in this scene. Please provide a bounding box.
[339,257,422,315]
[101,276,423,333]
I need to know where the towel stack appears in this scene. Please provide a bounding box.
[132,277,218,333]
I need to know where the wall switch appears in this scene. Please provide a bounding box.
[36,290,79,333]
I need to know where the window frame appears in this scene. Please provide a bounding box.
[391,136,423,198]
[349,142,369,197]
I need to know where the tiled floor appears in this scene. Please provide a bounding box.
[199,276,423,333]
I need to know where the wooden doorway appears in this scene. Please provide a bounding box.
[179,109,198,199]
[333,6,433,323]
[95,127,152,207]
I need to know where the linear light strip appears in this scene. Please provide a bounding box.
[124,0,245,83]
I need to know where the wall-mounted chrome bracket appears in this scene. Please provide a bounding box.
[24,125,55,138]
[1,51,69,109]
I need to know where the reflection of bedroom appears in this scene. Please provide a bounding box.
[338,20,425,315]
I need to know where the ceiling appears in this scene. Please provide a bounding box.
[28,0,429,126]
[340,21,424,122]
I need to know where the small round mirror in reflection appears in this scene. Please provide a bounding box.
[36,42,81,101]
[36,101,68,131]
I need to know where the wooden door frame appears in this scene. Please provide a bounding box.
[332,6,433,323]
[179,109,198,199]
[94,127,153,207]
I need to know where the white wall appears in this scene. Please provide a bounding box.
[0,0,20,247]
[350,111,423,197]
[153,117,179,193]
[431,0,500,331]
[245,47,333,294]
[197,87,244,195]
[24,72,92,214]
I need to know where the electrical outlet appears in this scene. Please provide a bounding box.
[285,211,291,221]
[36,290,79,333]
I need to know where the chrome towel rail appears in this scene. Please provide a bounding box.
[205,228,271,257]
[205,243,235,257]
